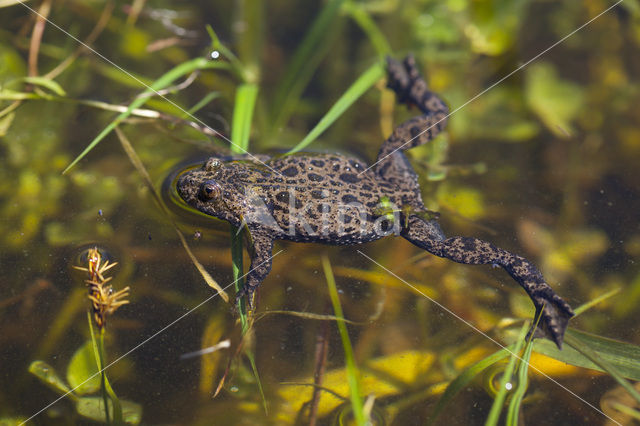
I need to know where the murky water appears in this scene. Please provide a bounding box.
[1,1,639,425]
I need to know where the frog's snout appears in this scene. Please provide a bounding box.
[176,173,198,205]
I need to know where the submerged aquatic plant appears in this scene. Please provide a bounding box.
[74,247,129,329]
[26,246,140,424]
[75,247,129,424]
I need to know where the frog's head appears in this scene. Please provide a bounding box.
[177,157,248,226]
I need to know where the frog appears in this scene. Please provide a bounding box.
[177,55,574,348]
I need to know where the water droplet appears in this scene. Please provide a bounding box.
[210,50,220,59]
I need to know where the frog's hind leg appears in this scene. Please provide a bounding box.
[375,55,449,172]
[401,215,574,349]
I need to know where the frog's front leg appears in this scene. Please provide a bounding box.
[401,215,574,349]
[235,226,275,308]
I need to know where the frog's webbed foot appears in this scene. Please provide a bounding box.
[376,55,449,164]
[234,284,254,311]
[401,215,574,349]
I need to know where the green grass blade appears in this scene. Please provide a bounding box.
[533,328,640,381]
[230,224,247,331]
[609,402,640,420]
[427,346,514,425]
[183,92,222,118]
[322,255,365,426]
[227,81,267,414]
[344,2,392,56]
[246,349,268,415]
[269,0,345,133]
[485,323,528,426]
[506,336,534,425]
[19,76,67,96]
[288,61,385,154]
[230,84,259,152]
[206,25,246,82]
[63,57,229,174]
[572,287,621,317]
[564,332,640,404]
[87,312,122,424]
[229,82,259,325]
[87,312,110,424]
[100,332,123,424]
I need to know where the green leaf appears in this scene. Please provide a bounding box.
[573,287,621,317]
[28,360,72,396]
[565,332,640,405]
[288,61,385,154]
[75,396,142,425]
[20,76,66,96]
[534,329,640,381]
[66,341,101,395]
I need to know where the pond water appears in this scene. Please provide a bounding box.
[1,1,639,425]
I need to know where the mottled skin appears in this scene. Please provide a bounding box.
[177,56,574,348]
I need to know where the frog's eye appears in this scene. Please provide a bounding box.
[205,158,223,173]
[200,180,222,201]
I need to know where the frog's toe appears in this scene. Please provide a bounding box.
[234,285,254,310]
[530,293,575,349]
[386,56,411,101]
